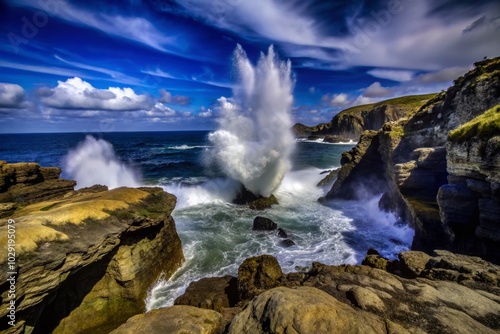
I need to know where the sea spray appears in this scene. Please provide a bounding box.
[63,135,141,189]
[206,45,295,197]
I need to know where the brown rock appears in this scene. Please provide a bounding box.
[110,305,222,334]
[398,251,431,278]
[237,255,284,300]
[174,275,239,312]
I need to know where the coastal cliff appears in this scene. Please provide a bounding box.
[0,162,184,334]
[322,57,500,262]
[293,94,436,142]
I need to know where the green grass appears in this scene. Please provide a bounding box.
[449,104,500,142]
[338,93,438,117]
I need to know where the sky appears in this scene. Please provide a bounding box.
[0,0,499,133]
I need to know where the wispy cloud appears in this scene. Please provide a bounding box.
[54,55,141,85]
[0,60,86,78]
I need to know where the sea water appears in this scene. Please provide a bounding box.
[0,131,414,310]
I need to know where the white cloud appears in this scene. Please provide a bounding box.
[13,0,175,53]
[158,88,191,105]
[142,68,177,80]
[0,60,87,78]
[40,77,152,111]
[146,103,176,117]
[183,111,193,117]
[329,93,349,106]
[309,109,319,114]
[0,83,26,108]
[367,69,414,82]
[413,66,471,84]
[198,108,213,118]
[309,86,315,94]
[363,82,393,98]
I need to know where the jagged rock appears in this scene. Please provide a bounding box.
[317,168,339,186]
[237,255,283,300]
[252,216,277,231]
[248,194,279,210]
[321,130,386,200]
[322,57,500,261]
[276,228,288,238]
[292,94,435,140]
[0,162,76,205]
[398,251,431,278]
[174,275,239,312]
[110,305,222,334]
[229,287,390,334]
[0,186,184,333]
[281,239,296,247]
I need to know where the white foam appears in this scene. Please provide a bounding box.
[168,145,210,150]
[206,45,295,197]
[63,135,141,189]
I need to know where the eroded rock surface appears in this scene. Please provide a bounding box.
[0,183,184,334]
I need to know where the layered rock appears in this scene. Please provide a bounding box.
[323,57,500,260]
[0,161,76,217]
[169,252,500,334]
[0,183,184,334]
[293,94,435,142]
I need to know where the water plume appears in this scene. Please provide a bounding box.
[63,135,141,189]
[207,45,295,197]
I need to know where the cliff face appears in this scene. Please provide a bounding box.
[293,94,436,141]
[0,163,184,334]
[323,57,500,262]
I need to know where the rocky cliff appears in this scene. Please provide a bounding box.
[293,94,436,142]
[113,251,500,334]
[0,162,184,334]
[322,57,500,262]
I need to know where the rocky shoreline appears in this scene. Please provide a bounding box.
[1,58,499,333]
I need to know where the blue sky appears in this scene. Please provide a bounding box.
[0,0,499,133]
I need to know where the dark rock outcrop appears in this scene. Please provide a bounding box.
[0,183,184,334]
[174,275,239,312]
[232,185,279,210]
[293,94,436,141]
[252,216,277,231]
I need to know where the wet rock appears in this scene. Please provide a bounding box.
[281,239,296,247]
[276,227,288,238]
[252,216,277,231]
[248,194,279,210]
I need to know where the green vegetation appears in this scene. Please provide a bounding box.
[449,104,500,142]
[339,93,437,117]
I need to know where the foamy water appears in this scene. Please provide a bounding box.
[145,167,414,310]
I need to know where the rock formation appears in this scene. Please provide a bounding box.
[0,166,184,334]
[0,161,76,217]
[293,94,436,142]
[133,251,500,334]
[322,57,500,262]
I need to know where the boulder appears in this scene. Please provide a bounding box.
[398,251,431,278]
[281,239,296,247]
[248,194,279,210]
[347,286,386,312]
[237,255,283,300]
[110,305,222,334]
[229,287,390,334]
[174,275,239,312]
[276,228,288,238]
[252,216,277,231]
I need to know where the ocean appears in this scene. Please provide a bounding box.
[0,131,414,309]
